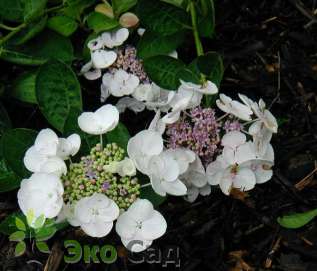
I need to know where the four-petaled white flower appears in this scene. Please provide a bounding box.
[23,128,80,176]
[148,150,187,196]
[17,173,64,227]
[127,130,163,175]
[101,28,129,49]
[206,131,257,195]
[116,199,167,252]
[238,94,278,157]
[74,193,119,238]
[102,69,140,97]
[216,93,253,121]
[78,104,119,135]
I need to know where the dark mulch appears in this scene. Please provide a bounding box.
[1,0,317,270]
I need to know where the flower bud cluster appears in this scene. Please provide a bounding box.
[62,143,140,209]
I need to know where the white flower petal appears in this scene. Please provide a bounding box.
[81,221,114,238]
[91,49,117,69]
[232,167,256,191]
[24,146,47,172]
[40,157,67,176]
[140,210,167,240]
[161,179,187,196]
[221,131,246,148]
[34,128,59,156]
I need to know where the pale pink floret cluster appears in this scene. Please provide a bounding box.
[109,45,150,83]
[223,118,242,133]
[166,107,220,165]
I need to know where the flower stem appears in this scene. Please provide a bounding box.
[141,183,152,188]
[189,1,204,57]
[216,113,229,122]
[0,23,21,31]
[0,23,26,46]
[100,134,103,150]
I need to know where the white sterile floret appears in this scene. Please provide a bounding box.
[74,193,119,238]
[206,131,258,195]
[56,202,81,227]
[102,69,139,97]
[248,121,273,157]
[80,61,102,80]
[162,80,216,124]
[216,93,253,121]
[78,104,119,135]
[239,94,278,134]
[132,83,155,102]
[116,97,145,113]
[101,28,129,48]
[145,84,175,112]
[91,49,117,69]
[148,110,166,135]
[87,37,104,51]
[17,173,64,227]
[180,80,218,95]
[148,151,187,196]
[23,128,67,176]
[164,148,196,175]
[116,199,167,252]
[127,130,164,175]
[34,128,59,156]
[57,134,81,160]
[104,158,136,177]
[181,155,211,202]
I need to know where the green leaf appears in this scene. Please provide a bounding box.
[47,15,78,37]
[143,55,185,89]
[87,12,119,33]
[137,30,185,59]
[278,208,317,229]
[0,103,11,136]
[112,0,137,17]
[161,0,186,8]
[0,30,74,65]
[11,70,38,104]
[106,122,130,150]
[1,128,37,178]
[9,231,25,242]
[36,59,82,132]
[35,226,56,241]
[136,0,190,35]
[32,214,46,229]
[61,0,97,20]
[189,52,224,87]
[15,241,26,257]
[0,212,67,237]
[9,16,47,45]
[0,159,21,192]
[23,0,47,22]
[36,241,50,253]
[197,0,215,38]
[0,0,24,22]
[15,217,26,232]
